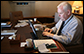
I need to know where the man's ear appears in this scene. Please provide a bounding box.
[67,10,70,15]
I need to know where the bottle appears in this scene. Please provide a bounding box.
[34,18,37,24]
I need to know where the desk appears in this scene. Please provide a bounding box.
[1,25,67,53]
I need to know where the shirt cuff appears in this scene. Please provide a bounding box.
[51,27,56,33]
[52,34,58,39]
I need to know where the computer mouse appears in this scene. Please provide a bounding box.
[50,44,56,47]
[45,44,50,48]
[45,43,56,48]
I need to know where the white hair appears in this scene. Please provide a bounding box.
[57,2,72,12]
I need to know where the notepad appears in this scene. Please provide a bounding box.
[33,39,59,49]
[38,43,50,53]
[1,30,17,35]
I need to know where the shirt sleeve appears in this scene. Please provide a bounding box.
[52,34,71,45]
[51,27,57,33]
[51,19,62,33]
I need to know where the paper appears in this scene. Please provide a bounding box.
[33,39,58,49]
[8,34,16,40]
[34,39,56,47]
[15,22,28,27]
[18,19,33,23]
[1,30,17,35]
[18,20,28,23]
[20,42,27,47]
[38,43,50,53]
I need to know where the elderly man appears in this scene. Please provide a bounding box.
[42,2,83,45]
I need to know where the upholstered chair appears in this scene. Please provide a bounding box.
[9,11,23,25]
[42,12,60,28]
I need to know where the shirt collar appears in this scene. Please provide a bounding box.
[64,14,73,24]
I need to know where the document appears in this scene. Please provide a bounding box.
[18,20,29,23]
[20,42,27,47]
[1,30,17,35]
[38,43,50,53]
[15,22,28,27]
[33,39,59,49]
[33,39,69,53]
[18,19,33,23]
[8,34,16,40]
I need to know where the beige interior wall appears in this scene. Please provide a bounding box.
[1,1,12,18]
[1,1,35,18]
[1,1,83,18]
[35,1,83,16]
[35,1,75,16]
[35,1,61,16]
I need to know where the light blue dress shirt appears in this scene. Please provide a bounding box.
[51,14,83,45]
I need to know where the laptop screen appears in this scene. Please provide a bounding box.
[28,20,38,38]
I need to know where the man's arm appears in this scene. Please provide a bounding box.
[52,22,78,45]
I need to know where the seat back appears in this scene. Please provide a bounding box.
[9,11,23,25]
[76,16,83,25]
[54,12,60,23]
[76,16,83,43]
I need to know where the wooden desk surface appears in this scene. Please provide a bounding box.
[1,25,67,53]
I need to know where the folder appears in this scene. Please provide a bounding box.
[33,39,59,49]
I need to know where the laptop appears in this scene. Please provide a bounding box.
[28,20,52,39]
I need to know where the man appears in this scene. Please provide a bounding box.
[42,2,83,45]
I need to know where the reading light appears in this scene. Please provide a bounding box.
[72,1,83,14]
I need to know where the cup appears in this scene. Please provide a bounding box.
[26,38,32,47]
[34,18,37,22]
[34,24,43,31]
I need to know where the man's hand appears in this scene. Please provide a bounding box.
[44,28,52,33]
[42,32,54,37]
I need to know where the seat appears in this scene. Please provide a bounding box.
[9,11,23,25]
[64,16,83,53]
[42,12,60,28]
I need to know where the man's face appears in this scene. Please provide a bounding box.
[57,7,68,21]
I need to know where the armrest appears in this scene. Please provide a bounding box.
[65,44,83,53]
[42,22,56,28]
